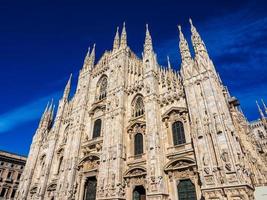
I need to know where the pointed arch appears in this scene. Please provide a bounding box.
[96,75,108,100]
[132,94,145,118]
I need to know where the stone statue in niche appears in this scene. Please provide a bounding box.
[221,149,230,163]
[203,153,209,166]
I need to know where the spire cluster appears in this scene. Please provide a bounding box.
[83,44,95,71]
[256,100,267,119]
[39,99,54,130]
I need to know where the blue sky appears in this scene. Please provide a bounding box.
[0,0,267,156]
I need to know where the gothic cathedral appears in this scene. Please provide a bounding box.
[16,20,267,200]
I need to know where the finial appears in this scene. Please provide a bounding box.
[120,22,127,48]
[63,74,72,100]
[144,23,153,57]
[167,56,171,69]
[113,26,120,50]
[189,18,193,26]
[256,100,265,119]
[178,25,182,32]
[48,98,54,112]
[45,101,50,112]
[261,99,267,114]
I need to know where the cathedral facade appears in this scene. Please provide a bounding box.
[16,20,267,200]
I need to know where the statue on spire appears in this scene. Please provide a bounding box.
[120,22,127,48]
[113,26,120,50]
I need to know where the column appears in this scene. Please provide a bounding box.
[79,177,86,200]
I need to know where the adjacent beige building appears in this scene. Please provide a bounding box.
[0,150,26,200]
[16,20,267,200]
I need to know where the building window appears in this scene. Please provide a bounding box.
[11,189,16,198]
[177,179,197,200]
[132,95,145,118]
[92,119,102,138]
[57,157,63,174]
[7,171,12,179]
[84,176,97,200]
[134,133,143,155]
[0,188,6,197]
[17,173,21,180]
[172,121,186,146]
[97,76,108,100]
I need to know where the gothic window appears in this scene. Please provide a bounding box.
[57,156,63,174]
[134,133,144,155]
[172,121,186,146]
[97,76,108,100]
[92,119,102,138]
[132,95,145,118]
[177,179,197,200]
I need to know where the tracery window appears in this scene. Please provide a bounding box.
[172,121,186,146]
[97,76,107,100]
[177,179,197,200]
[134,133,143,155]
[132,96,145,118]
[92,119,102,138]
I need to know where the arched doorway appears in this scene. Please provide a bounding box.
[83,177,97,200]
[177,179,197,200]
[133,185,146,200]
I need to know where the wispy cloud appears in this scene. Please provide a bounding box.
[154,2,267,120]
[0,92,60,134]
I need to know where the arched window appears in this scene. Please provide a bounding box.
[97,76,107,100]
[57,156,63,174]
[40,155,46,169]
[134,133,143,155]
[172,121,186,145]
[132,96,145,118]
[177,179,197,200]
[92,119,102,138]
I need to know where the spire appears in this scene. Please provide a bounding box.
[89,43,96,67]
[256,100,265,119]
[167,56,171,70]
[82,47,91,70]
[48,98,53,112]
[113,26,120,50]
[63,74,72,100]
[144,24,153,57]
[189,18,207,55]
[40,101,50,122]
[120,22,127,48]
[178,25,192,61]
[262,99,267,115]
